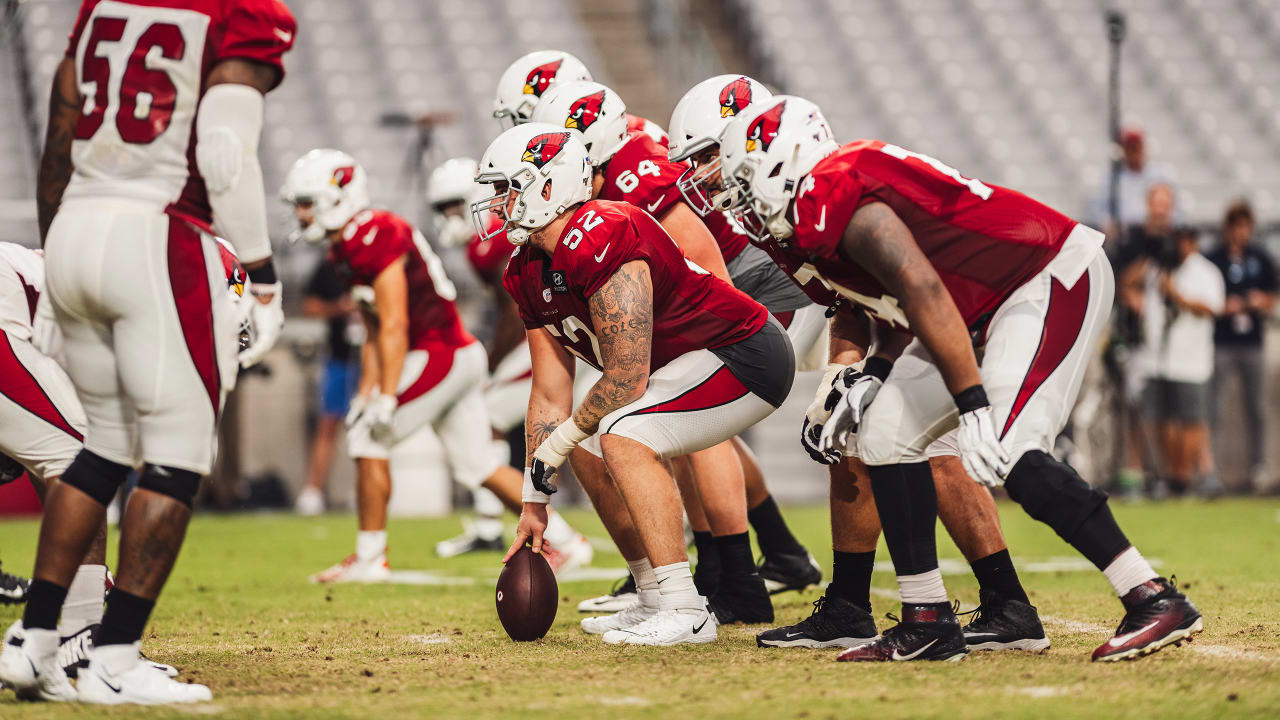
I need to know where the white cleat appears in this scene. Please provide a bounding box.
[581,598,659,635]
[294,487,326,516]
[77,643,211,705]
[601,606,718,646]
[544,534,594,576]
[309,554,391,584]
[578,576,638,613]
[0,621,77,702]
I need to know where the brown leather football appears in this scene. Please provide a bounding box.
[496,545,559,641]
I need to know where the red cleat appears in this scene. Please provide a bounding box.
[1092,577,1202,662]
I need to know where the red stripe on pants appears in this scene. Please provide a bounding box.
[397,342,462,406]
[632,365,749,416]
[167,219,220,419]
[1000,274,1090,439]
[0,332,83,442]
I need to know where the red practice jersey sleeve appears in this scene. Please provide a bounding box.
[599,131,687,219]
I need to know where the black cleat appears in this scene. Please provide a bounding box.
[757,550,823,595]
[0,563,28,605]
[960,590,1050,652]
[756,595,877,648]
[836,602,968,662]
[1092,576,1202,662]
[709,571,773,624]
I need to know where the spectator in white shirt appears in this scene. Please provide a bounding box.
[1122,227,1225,494]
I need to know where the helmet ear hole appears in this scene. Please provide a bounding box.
[542,178,554,200]
[768,162,783,179]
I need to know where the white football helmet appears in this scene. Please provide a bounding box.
[720,96,838,242]
[280,149,370,244]
[493,50,593,127]
[427,157,482,247]
[668,75,772,216]
[472,123,592,246]
[530,80,629,165]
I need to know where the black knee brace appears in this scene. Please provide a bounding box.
[136,465,202,508]
[61,450,132,506]
[1005,450,1130,568]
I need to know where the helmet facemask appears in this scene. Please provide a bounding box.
[676,145,739,218]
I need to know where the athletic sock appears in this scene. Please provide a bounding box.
[747,495,806,557]
[472,516,503,542]
[472,488,505,541]
[356,530,387,562]
[969,550,1030,605]
[868,462,948,606]
[22,579,69,631]
[827,550,875,612]
[97,588,155,647]
[543,510,576,548]
[1102,546,1158,597]
[897,568,948,605]
[714,532,756,577]
[626,558,659,608]
[653,561,702,610]
[692,530,719,595]
[60,564,107,636]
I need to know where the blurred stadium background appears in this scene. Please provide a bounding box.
[2,0,1278,513]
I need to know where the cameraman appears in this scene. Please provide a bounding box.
[1122,221,1224,495]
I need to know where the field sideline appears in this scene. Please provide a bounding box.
[1,499,1278,718]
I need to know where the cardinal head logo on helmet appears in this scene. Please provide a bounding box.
[745,102,785,152]
[719,77,753,118]
[566,90,607,131]
[522,132,571,169]
[331,165,356,188]
[524,59,563,97]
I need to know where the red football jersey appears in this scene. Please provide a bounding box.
[702,210,750,263]
[502,200,766,372]
[466,218,515,282]
[63,0,295,227]
[626,113,668,147]
[599,130,687,219]
[783,140,1080,330]
[332,210,474,350]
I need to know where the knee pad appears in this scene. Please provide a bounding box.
[61,450,132,506]
[136,465,201,508]
[1004,450,1108,540]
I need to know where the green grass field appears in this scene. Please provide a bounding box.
[2,499,1279,719]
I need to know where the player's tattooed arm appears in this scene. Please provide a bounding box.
[839,201,981,394]
[575,260,654,434]
[525,328,575,466]
[37,58,81,245]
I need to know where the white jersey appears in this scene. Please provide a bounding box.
[0,243,45,341]
[60,0,294,222]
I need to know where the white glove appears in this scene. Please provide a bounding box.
[238,281,284,368]
[819,374,882,457]
[530,421,590,495]
[31,293,64,361]
[364,393,398,444]
[956,393,1010,487]
[801,363,849,465]
[345,392,371,428]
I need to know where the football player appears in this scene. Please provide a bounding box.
[478,124,795,645]
[531,79,826,624]
[0,0,294,704]
[668,77,1047,652]
[425,157,593,566]
[722,96,1202,662]
[283,150,590,582]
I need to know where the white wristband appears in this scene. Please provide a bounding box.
[533,420,591,469]
[522,467,551,504]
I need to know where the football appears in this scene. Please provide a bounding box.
[495,545,559,641]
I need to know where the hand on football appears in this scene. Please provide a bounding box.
[238,281,284,368]
[504,502,550,561]
[819,370,882,458]
[957,405,1010,487]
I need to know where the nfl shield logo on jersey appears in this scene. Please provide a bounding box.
[543,288,552,302]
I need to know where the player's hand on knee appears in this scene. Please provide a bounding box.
[955,386,1010,487]
[802,363,848,464]
[238,280,284,368]
[344,393,371,428]
[365,394,397,444]
[819,368,883,457]
[504,502,549,561]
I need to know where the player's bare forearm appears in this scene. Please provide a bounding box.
[829,309,870,365]
[839,202,981,394]
[37,58,82,245]
[374,323,407,398]
[659,203,731,282]
[871,323,913,362]
[525,328,575,466]
[371,259,410,397]
[575,260,654,434]
[488,292,526,373]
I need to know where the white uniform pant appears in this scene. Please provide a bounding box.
[0,331,86,480]
[779,303,830,372]
[347,341,502,489]
[483,340,533,435]
[579,349,780,459]
[859,248,1114,467]
[43,200,242,474]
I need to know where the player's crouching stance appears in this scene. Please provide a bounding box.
[478,125,794,645]
[722,97,1202,662]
